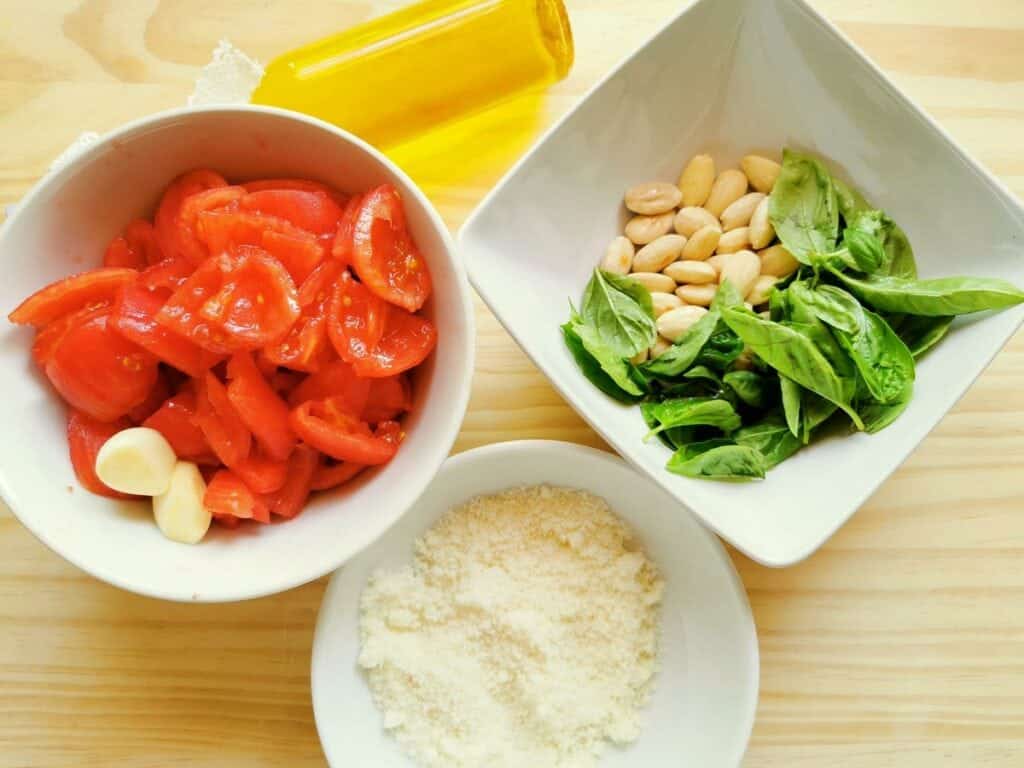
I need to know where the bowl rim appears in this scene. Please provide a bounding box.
[309,439,760,767]
[0,103,476,602]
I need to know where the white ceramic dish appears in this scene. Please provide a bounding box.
[0,105,475,602]
[460,0,1024,566]
[312,440,759,768]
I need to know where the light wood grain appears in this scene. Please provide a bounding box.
[1,1,1023,766]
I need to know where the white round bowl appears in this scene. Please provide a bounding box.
[0,106,475,602]
[312,440,759,767]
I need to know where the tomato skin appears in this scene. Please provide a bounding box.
[289,397,398,465]
[9,268,137,327]
[157,249,300,355]
[176,186,247,264]
[327,271,386,364]
[204,469,269,522]
[111,282,222,377]
[351,303,437,378]
[260,229,323,285]
[66,410,136,499]
[242,178,348,208]
[240,189,344,236]
[128,372,172,424]
[154,169,227,263]
[351,185,432,312]
[46,311,159,422]
[230,453,288,494]
[193,372,252,467]
[263,260,343,372]
[103,235,147,270]
[138,257,194,292]
[362,374,411,422]
[142,391,211,458]
[331,194,362,266]
[310,459,366,491]
[225,351,296,461]
[287,359,371,414]
[265,444,319,518]
[31,303,111,371]
[124,219,164,266]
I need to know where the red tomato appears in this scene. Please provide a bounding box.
[326,271,386,363]
[288,397,398,465]
[269,369,303,397]
[375,419,404,446]
[230,452,288,494]
[124,219,164,266]
[157,248,300,355]
[263,260,344,372]
[111,282,222,377]
[310,459,366,491]
[143,391,211,459]
[225,351,295,461]
[261,229,324,285]
[196,209,324,256]
[138,257,194,292]
[204,469,269,522]
[240,189,344,236]
[351,185,432,312]
[128,372,172,424]
[362,374,411,422]
[46,311,159,421]
[154,169,227,263]
[176,186,247,264]
[103,235,147,270]
[331,194,362,265]
[351,303,437,378]
[31,303,110,371]
[9,268,137,327]
[287,359,370,414]
[66,410,136,499]
[265,444,319,518]
[193,372,252,467]
[242,178,348,207]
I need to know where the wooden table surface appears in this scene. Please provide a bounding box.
[2,1,1023,765]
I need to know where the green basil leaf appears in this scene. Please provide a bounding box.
[768,149,839,263]
[779,376,802,437]
[646,397,742,437]
[788,282,861,334]
[801,390,837,443]
[712,279,745,311]
[831,269,1024,316]
[844,228,886,273]
[580,269,657,357]
[684,365,723,386]
[695,321,745,372]
[640,402,697,450]
[640,309,720,378]
[571,322,645,397]
[896,315,954,358]
[561,322,641,402]
[734,412,802,469]
[858,381,913,433]
[833,177,917,278]
[832,305,915,404]
[723,370,770,408]
[721,308,864,429]
[667,443,766,480]
[883,226,917,279]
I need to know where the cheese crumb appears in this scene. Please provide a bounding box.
[358,485,664,768]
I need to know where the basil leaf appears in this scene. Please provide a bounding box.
[641,309,720,378]
[832,305,915,404]
[780,376,802,436]
[694,321,745,372]
[734,412,802,468]
[561,322,641,402]
[570,322,645,397]
[833,177,917,277]
[858,382,913,433]
[580,269,656,357]
[721,308,864,429]
[789,282,860,334]
[844,228,886,273]
[646,397,742,436]
[723,370,770,408]
[801,390,837,443]
[896,315,954,358]
[883,226,917,279]
[768,149,839,263]
[640,401,698,450]
[667,443,766,480]
[684,365,723,386]
[831,269,1024,316]
[712,279,744,311]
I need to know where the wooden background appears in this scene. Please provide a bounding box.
[2,1,1023,765]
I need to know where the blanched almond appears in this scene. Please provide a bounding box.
[707,253,729,275]
[675,283,717,307]
[674,206,720,237]
[629,271,676,294]
[650,337,672,359]
[651,291,684,317]
[678,154,716,207]
[632,234,686,272]
[718,250,761,299]
[749,196,775,249]
[721,192,765,231]
[625,181,682,215]
[681,225,721,262]
[747,274,778,306]
[657,305,709,342]
[624,212,674,244]
[704,169,748,217]
[716,227,751,254]
[630,348,649,365]
[601,236,634,274]
[663,260,717,284]
[759,244,800,277]
[741,154,782,194]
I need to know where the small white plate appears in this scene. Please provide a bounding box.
[312,440,759,768]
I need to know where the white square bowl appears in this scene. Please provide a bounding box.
[459,0,1024,566]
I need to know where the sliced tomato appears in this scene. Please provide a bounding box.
[240,189,344,236]
[111,282,222,377]
[225,351,296,461]
[263,260,343,372]
[362,374,411,422]
[157,248,300,355]
[288,397,398,465]
[9,268,137,327]
[261,230,323,285]
[67,410,135,499]
[31,303,110,371]
[142,390,210,458]
[204,469,269,522]
[331,194,362,266]
[103,235,147,270]
[351,185,432,312]
[128,372,172,424]
[326,271,386,364]
[138,257,194,292]
[375,419,404,446]
[269,369,303,397]
[124,219,164,266]
[310,458,366,491]
[197,208,324,254]
[265,444,319,518]
[193,371,252,466]
[45,310,159,421]
[351,303,437,378]
[242,178,348,207]
[230,452,288,494]
[154,169,227,263]
[287,359,370,414]
[176,185,247,264]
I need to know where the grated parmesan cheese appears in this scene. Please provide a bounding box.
[358,485,664,768]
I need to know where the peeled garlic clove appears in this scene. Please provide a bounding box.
[95,427,177,496]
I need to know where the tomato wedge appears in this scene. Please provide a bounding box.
[138,257,194,292]
[9,268,137,327]
[265,444,319,518]
[46,310,159,421]
[103,235,147,270]
[362,374,411,422]
[263,260,343,372]
[112,282,222,377]
[67,410,136,499]
[193,372,252,467]
[154,169,227,263]
[242,178,348,207]
[351,185,432,312]
[289,397,398,464]
[351,303,437,378]
[225,351,295,461]
[143,390,211,459]
[326,271,386,363]
[230,452,288,494]
[157,248,300,355]
[124,219,164,266]
[128,372,172,424]
[287,358,370,413]
[310,458,366,491]
[261,230,323,285]
[176,185,247,264]
[240,189,344,235]
[31,303,110,371]
[331,194,362,265]
[204,469,269,522]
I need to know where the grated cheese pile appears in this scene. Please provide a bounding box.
[358,485,664,768]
